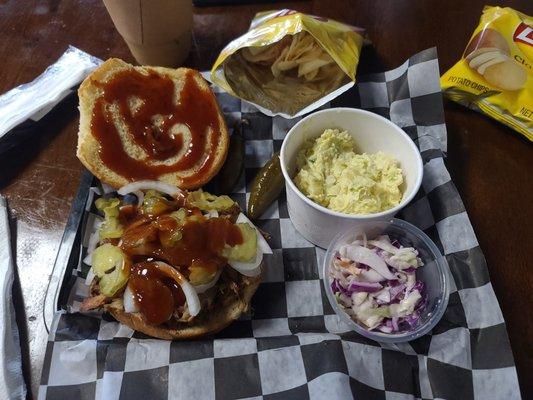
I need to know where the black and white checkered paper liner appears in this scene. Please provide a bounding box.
[38,48,521,400]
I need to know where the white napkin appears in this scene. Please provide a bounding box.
[0,196,26,400]
[0,46,102,140]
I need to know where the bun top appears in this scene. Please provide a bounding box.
[77,59,229,189]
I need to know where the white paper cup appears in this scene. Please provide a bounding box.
[280,108,423,248]
[103,0,193,67]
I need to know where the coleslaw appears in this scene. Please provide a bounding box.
[329,234,427,333]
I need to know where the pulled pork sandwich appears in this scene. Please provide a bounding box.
[81,181,271,339]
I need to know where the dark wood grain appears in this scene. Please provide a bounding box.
[0,1,531,398]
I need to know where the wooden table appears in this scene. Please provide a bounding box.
[0,0,531,398]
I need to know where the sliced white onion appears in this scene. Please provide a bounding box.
[358,269,386,283]
[90,186,102,196]
[117,180,183,198]
[368,236,399,255]
[83,253,92,267]
[179,279,201,317]
[375,288,391,303]
[256,234,273,255]
[83,229,101,266]
[123,284,139,313]
[228,250,263,277]
[193,269,222,293]
[405,273,416,294]
[206,210,219,218]
[85,268,96,286]
[339,244,395,280]
[133,190,145,207]
[152,261,201,317]
[236,213,273,254]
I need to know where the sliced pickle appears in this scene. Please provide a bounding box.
[188,259,220,286]
[159,208,187,248]
[158,224,183,248]
[160,230,183,248]
[99,217,123,240]
[99,266,131,297]
[187,189,236,212]
[171,208,204,224]
[91,244,131,297]
[170,208,188,225]
[95,197,123,239]
[142,190,174,216]
[222,223,257,262]
[95,197,120,217]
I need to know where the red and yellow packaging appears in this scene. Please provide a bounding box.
[441,6,532,141]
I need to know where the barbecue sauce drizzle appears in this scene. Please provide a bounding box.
[128,262,185,326]
[90,69,222,187]
[120,206,243,325]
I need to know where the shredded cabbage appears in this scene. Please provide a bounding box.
[385,247,423,270]
[329,234,426,333]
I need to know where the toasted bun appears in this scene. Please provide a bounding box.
[105,272,262,340]
[77,58,229,189]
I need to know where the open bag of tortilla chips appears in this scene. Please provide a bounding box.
[210,9,364,118]
[441,6,532,141]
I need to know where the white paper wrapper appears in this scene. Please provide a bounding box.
[0,46,101,152]
[0,196,26,400]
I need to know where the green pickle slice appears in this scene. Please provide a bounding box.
[222,223,257,262]
[92,244,131,297]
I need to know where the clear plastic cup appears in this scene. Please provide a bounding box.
[323,218,451,343]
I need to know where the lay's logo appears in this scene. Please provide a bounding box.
[513,23,533,46]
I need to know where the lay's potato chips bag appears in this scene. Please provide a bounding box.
[441,6,533,141]
[211,10,364,118]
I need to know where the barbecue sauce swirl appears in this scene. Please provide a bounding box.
[90,69,222,187]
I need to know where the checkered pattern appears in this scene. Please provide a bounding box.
[38,48,520,400]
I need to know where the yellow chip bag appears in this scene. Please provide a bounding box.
[211,9,364,118]
[441,6,533,141]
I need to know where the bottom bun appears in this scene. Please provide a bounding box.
[105,273,262,340]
